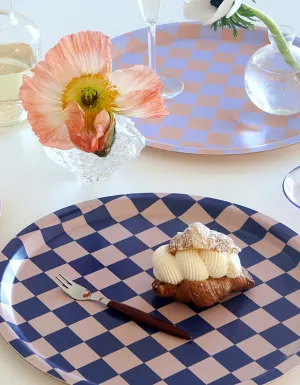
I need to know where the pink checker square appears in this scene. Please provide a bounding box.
[187,60,210,71]
[130,249,153,270]
[237,335,276,360]
[200,304,237,328]
[277,355,300,374]
[180,203,213,225]
[106,196,139,222]
[251,213,278,231]
[152,331,188,351]
[8,282,34,305]
[288,266,300,282]
[93,245,126,266]
[35,213,60,229]
[77,298,106,315]
[147,352,185,379]
[233,362,265,381]
[187,117,213,131]
[99,223,132,243]
[196,94,220,108]
[111,320,148,346]
[54,241,88,262]
[63,216,95,240]
[168,103,194,116]
[286,290,300,307]
[124,272,153,295]
[241,308,279,333]
[26,355,52,372]
[158,302,196,324]
[13,259,42,281]
[287,235,300,251]
[102,376,129,385]
[190,357,229,384]
[280,340,299,356]
[55,369,86,385]
[124,296,154,313]
[62,343,99,368]
[251,233,285,258]
[29,312,66,336]
[224,86,246,99]
[159,126,184,141]
[1,303,25,325]
[229,234,248,249]
[45,263,81,281]
[214,52,236,63]
[70,316,106,340]
[216,205,248,232]
[0,322,18,342]
[248,260,284,282]
[38,287,74,311]
[19,230,50,257]
[283,314,300,336]
[195,330,233,355]
[244,284,282,306]
[205,73,229,85]
[86,268,119,290]
[141,200,176,226]
[104,348,142,374]
[28,338,58,358]
[183,81,202,94]
[207,132,232,147]
[136,227,169,248]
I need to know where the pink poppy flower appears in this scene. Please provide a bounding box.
[20,31,168,153]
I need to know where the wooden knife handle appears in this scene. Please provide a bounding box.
[107,300,191,340]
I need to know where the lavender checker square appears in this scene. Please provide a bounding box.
[120,53,144,64]
[200,84,225,97]
[228,75,244,88]
[209,62,233,74]
[220,98,244,110]
[211,121,237,133]
[235,54,251,66]
[191,50,214,61]
[192,106,217,119]
[181,70,206,82]
[170,92,197,105]
[164,58,188,69]
[262,126,286,141]
[216,42,240,54]
[183,129,209,143]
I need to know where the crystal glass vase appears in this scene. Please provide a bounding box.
[43,116,145,183]
[244,26,300,116]
[0,0,41,127]
[137,0,184,99]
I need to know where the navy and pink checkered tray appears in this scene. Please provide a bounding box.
[0,194,299,385]
[111,23,300,154]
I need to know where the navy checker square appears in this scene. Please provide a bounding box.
[0,193,299,385]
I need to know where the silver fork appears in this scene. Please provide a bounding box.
[55,274,191,340]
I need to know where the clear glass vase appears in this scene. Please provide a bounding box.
[0,0,41,127]
[244,26,300,116]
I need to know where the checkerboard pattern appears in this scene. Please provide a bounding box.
[111,23,300,155]
[0,194,299,385]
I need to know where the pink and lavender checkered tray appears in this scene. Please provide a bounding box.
[0,194,299,385]
[111,23,300,155]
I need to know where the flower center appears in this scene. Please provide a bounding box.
[81,87,98,106]
[210,0,224,8]
[61,73,119,112]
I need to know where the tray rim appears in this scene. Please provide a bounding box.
[0,192,299,385]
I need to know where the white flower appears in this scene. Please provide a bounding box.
[184,0,241,25]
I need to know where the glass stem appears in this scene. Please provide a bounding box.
[147,22,157,72]
[9,0,15,19]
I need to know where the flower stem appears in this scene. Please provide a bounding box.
[243,5,300,75]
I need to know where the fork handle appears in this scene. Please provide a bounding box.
[106,300,191,340]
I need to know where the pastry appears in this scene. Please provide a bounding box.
[152,223,254,307]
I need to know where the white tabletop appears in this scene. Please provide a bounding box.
[0,0,299,384]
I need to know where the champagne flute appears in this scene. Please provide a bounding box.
[137,0,184,100]
[283,166,300,208]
